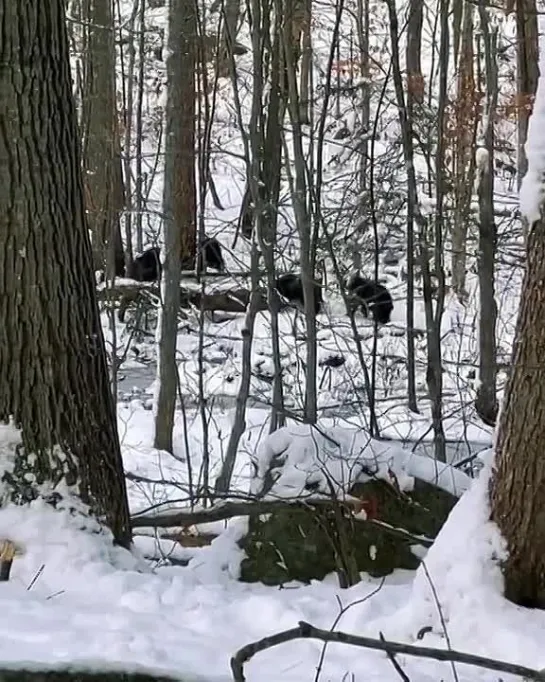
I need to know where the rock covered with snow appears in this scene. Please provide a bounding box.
[250,424,471,501]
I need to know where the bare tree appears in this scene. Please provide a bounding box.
[134,0,147,253]
[404,0,424,412]
[355,0,370,182]
[296,0,312,124]
[450,1,477,300]
[154,0,197,453]
[420,0,450,462]
[81,0,126,278]
[120,0,140,262]
[258,5,287,432]
[513,0,538,192]
[0,0,131,547]
[218,0,242,76]
[475,3,498,427]
[281,0,318,423]
[214,0,272,493]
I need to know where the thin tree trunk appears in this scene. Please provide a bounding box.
[214,0,267,493]
[451,0,463,65]
[0,0,131,547]
[282,0,318,424]
[451,2,477,301]
[387,0,421,413]
[405,0,423,412]
[515,0,538,193]
[356,0,370,184]
[298,0,312,124]
[475,3,498,427]
[154,0,197,453]
[135,0,146,252]
[259,12,286,432]
[121,0,140,266]
[423,0,449,462]
[218,0,241,77]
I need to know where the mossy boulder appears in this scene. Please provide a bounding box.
[239,478,458,586]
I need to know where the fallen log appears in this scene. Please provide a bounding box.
[182,289,268,313]
[96,283,269,319]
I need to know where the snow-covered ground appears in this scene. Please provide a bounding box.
[1,417,545,681]
[2,0,544,680]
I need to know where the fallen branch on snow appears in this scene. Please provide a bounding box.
[97,283,269,313]
[230,621,545,682]
[130,497,434,547]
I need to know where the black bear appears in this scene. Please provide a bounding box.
[199,236,225,272]
[346,273,393,325]
[276,273,323,315]
[127,236,226,282]
[127,246,161,282]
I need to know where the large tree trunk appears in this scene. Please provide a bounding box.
[0,0,131,547]
[81,0,126,277]
[154,0,197,453]
[489,215,545,608]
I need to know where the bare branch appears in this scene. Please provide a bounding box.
[230,621,545,682]
[130,497,435,548]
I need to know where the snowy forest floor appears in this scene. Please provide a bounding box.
[0,415,544,681]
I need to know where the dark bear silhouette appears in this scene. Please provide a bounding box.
[346,273,393,325]
[126,236,226,283]
[198,236,225,272]
[127,246,161,282]
[276,273,323,315]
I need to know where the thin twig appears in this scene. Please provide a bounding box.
[421,561,459,682]
[314,579,386,682]
[379,631,411,681]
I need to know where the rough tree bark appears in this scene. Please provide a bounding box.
[489,214,545,608]
[489,23,545,605]
[154,0,197,453]
[81,0,126,277]
[0,0,131,547]
[475,3,498,427]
